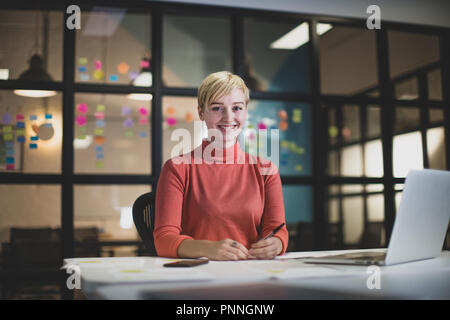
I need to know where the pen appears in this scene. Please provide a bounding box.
[261,222,285,241]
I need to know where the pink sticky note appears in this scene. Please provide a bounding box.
[6,164,15,170]
[95,112,104,120]
[77,103,88,113]
[76,115,87,126]
[140,60,150,68]
[257,122,267,130]
[167,117,177,127]
[16,114,25,120]
[139,107,148,116]
[94,60,102,70]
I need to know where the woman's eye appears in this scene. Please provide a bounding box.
[233,106,243,111]
[211,107,220,111]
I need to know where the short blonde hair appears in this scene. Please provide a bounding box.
[198,71,250,111]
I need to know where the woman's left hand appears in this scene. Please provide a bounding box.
[248,237,282,259]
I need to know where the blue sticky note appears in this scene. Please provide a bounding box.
[139,131,147,138]
[6,149,15,156]
[29,143,37,149]
[80,74,90,81]
[109,74,118,82]
[30,115,38,121]
[45,114,52,120]
[78,66,87,72]
[30,136,39,141]
[17,122,25,128]
[6,157,14,164]
[6,141,14,148]
[96,120,105,128]
[17,136,25,143]
[96,153,104,160]
[43,123,52,128]
[95,146,104,153]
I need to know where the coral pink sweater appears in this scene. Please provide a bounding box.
[154,140,288,258]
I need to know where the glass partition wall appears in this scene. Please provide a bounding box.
[0,3,449,266]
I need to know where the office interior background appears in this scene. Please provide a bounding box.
[0,0,449,299]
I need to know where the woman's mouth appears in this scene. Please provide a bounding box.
[218,124,239,131]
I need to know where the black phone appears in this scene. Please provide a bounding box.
[163,260,209,268]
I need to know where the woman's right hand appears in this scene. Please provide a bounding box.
[177,238,249,260]
[206,239,249,261]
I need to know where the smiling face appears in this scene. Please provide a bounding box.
[198,88,248,148]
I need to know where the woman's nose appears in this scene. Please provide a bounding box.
[222,107,233,120]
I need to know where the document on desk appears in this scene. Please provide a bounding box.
[207,260,348,280]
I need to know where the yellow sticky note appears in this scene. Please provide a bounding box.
[79,57,88,65]
[97,104,106,112]
[93,70,105,81]
[94,128,104,135]
[3,125,12,133]
[16,129,25,136]
[96,161,104,168]
[3,133,13,141]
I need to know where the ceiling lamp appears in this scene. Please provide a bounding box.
[14,54,57,98]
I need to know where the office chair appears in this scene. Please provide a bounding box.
[132,192,157,256]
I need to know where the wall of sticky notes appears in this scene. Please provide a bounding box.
[240,100,311,176]
[74,93,151,174]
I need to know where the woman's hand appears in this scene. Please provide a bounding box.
[206,239,249,261]
[248,237,282,259]
[177,238,248,261]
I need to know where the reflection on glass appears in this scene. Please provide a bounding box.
[0,184,61,245]
[244,100,311,176]
[393,131,423,177]
[341,145,363,176]
[76,8,151,86]
[342,196,364,244]
[0,10,63,81]
[367,194,384,222]
[342,105,360,143]
[394,77,419,100]
[74,93,151,174]
[364,140,383,177]
[388,31,439,79]
[327,106,338,146]
[244,18,310,92]
[327,150,339,176]
[282,185,312,223]
[429,108,444,124]
[162,96,201,164]
[427,127,446,170]
[395,106,420,134]
[319,25,377,95]
[427,69,442,101]
[74,185,150,256]
[367,105,381,138]
[0,90,62,173]
[163,15,231,88]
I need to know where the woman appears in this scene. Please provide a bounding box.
[154,71,288,260]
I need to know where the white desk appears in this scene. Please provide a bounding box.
[62,250,450,300]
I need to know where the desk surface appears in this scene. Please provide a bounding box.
[63,249,450,300]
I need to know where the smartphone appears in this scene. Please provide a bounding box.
[163,259,209,268]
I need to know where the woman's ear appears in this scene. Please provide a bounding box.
[198,106,204,121]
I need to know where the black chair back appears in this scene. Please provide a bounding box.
[132,192,157,256]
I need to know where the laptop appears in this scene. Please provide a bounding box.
[304,169,450,266]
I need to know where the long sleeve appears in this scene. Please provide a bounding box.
[154,159,193,258]
[259,163,289,255]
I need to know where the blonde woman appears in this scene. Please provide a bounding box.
[154,71,288,260]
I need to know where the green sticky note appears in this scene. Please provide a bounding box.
[96,104,106,111]
[16,128,25,136]
[3,126,12,133]
[94,128,104,135]
[79,57,88,65]
[125,130,133,138]
[96,161,104,168]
